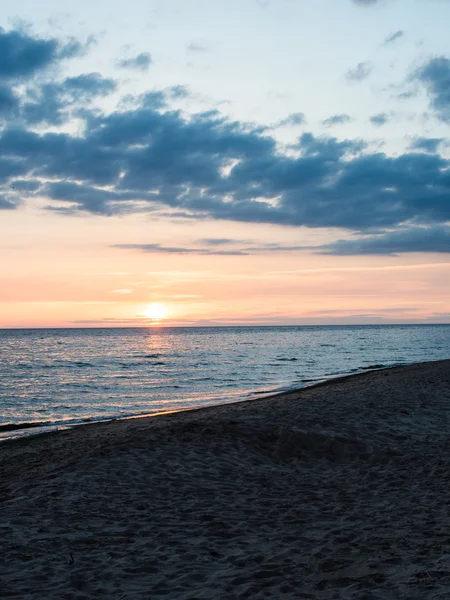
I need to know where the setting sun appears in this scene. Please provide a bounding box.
[143,303,168,321]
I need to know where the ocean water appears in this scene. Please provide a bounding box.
[0,325,449,440]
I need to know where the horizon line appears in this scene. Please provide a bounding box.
[1,322,450,331]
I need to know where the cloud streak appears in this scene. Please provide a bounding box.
[310,226,450,255]
[322,114,353,127]
[113,241,316,256]
[117,52,152,71]
[383,30,404,45]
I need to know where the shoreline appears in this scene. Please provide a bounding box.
[1,358,449,598]
[0,359,429,444]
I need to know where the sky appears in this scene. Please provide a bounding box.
[1,0,450,328]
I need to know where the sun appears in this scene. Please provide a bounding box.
[143,302,168,322]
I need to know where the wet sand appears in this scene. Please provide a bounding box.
[1,359,449,599]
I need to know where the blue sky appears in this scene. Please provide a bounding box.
[0,0,449,326]
[2,0,450,140]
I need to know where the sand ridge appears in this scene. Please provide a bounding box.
[0,359,449,599]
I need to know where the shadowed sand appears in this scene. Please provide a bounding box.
[1,360,449,599]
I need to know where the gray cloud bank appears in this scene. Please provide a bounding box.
[1,26,450,255]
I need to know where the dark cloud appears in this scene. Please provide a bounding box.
[0,27,83,81]
[0,156,29,183]
[409,137,444,153]
[322,114,352,127]
[0,27,59,80]
[370,112,389,126]
[312,226,450,255]
[346,61,373,82]
[22,73,116,125]
[1,27,450,239]
[0,194,18,209]
[2,105,450,231]
[383,30,404,45]
[0,85,18,116]
[415,57,450,121]
[64,73,117,97]
[41,180,161,215]
[10,179,41,192]
[117,52,152,71]
[0,28,100,127]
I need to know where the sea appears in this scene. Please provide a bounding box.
[0,325,449,441]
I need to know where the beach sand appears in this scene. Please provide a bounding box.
[1,360,449,599]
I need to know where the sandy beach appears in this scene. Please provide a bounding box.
[1,359,449,599]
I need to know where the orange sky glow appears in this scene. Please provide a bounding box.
[2,208,449,328]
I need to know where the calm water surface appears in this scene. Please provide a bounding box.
[0,325,449,440]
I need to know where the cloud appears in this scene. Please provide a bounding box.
[1,26,450,238]
[113,241,322,256]
[409,137,444,153]
[322,114,353,127]
[113,243,248,256]
[0,27,102,127]
[370,112,389,126]
[169,85,190,99]
[0,27,85,81]
[275,112,306,128]
[0,84,18,116]
[22,73,116,125]
[0,27,59,80]
[0,156,29,183]
[64,73,117,97]
[113,229,450,257]
[40,180,161,215]
[346,61,373,82]
[383,30,404,45]
[415,56,450,121]
[0,194,18,209]
[2,108,450,231]
[117,52,152,71]
[187,43,208,53]
[10,179,41,191]
[199,238,243,246]
[311,226,450,255]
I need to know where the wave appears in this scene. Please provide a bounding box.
[42,361,95,369]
